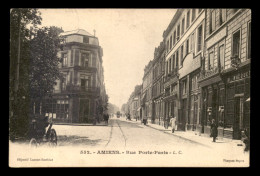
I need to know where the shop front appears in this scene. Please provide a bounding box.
[178,53,201,131]
[222,62,250,139]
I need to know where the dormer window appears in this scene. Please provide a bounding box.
[83,36,89,43]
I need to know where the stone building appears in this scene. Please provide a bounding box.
[128,85,142,120]
[198,9,251,139]
[163,9,205,131]
[141,60,153,122]
[45,29,107,123]
[152,41,165,126]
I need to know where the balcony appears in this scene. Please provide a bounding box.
[65,84,100,94]
[165,68,179,81]
[198,67,219,82]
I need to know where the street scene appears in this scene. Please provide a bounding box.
[9,8,250,167]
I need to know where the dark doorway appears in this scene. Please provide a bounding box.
[79,99,90,123]
[181,99,187,131]
[233,96,243,139]
[193,102,198,131]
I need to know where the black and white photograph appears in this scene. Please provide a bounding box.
[9,8,251,167]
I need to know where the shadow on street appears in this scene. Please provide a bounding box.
[58,135,103,147]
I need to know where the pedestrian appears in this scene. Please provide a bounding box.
[103,113,108,125]
[170,116,176,133]
[106,113,109,125]
[143,116,147,125]
[210,119,218,142]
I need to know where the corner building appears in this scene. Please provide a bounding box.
[46,29,107,123]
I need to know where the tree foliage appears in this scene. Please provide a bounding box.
[29,26,64,99]
[10,8,63,140]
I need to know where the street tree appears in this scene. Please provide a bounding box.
[10,8,64,140]
[10,8,42,140]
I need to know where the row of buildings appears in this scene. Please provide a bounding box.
[123,9,251,140]
[31,29,108,124]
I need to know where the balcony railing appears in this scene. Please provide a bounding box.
[165,67,179,81]
[65,84,100,94]
[198,67,219,82]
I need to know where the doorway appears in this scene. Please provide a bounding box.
[233,96,244,139]
[79,99,90,123]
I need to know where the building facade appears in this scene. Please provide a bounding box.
[163,9,205,131]
[152,41,165,126]
[141,61,153,122]
[45,29,107,123]
[198,9,251,139]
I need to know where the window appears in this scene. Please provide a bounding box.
[232,30,241,57]
[186,39,189,55]
[191,33,195,52]
[172,54,175,71]
[197,25,203,52]
[70,51,73,66]
[81,77,90,90]
[81,53,90,68]
[219,9,226,25]
[248,22,251,59]
[83,36,89,43]
[192,9,196,22]
[177,24,180,41]
[181,45,184,65]
[208,52,214,70]
[167,40,169,53]
[210,10,216,33]
[173,30,176,45]
[181,18,185,35]
[176,50,179,68]
[169,58,172,73]
[187,11,190,29]
[166,61,168,75]
[170,35,172,49]
[62,53,68,67]
[61,78,66,91]
[182,80,187,95]
[70,72,73,84]
[219,45,225,69]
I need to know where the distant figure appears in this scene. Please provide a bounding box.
[106,114,109,125]
[170,117,176,133]
[143,116,148,125]
[210,119,218,142]
[128,114,131,120]
[103,113,109,125]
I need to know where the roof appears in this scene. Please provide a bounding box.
[163,9,184,38]
[59,29,94,37]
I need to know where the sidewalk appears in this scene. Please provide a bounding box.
[121,118,246,149]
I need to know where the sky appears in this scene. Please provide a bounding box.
[38,8,176,109]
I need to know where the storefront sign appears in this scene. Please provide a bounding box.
[179,53,201,79]
[227,70,250,83]
[206,27,227,49]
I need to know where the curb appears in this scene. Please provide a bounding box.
[119,119,211,148]
[145,124,212,148]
